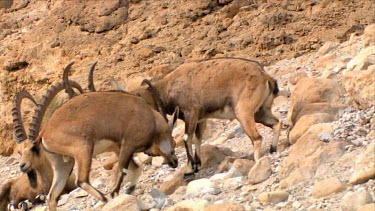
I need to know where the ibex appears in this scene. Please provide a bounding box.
[132,58,281,179]
[0,76,84,210]
[31,63,180,210]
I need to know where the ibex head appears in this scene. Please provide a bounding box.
[12,63,84,182]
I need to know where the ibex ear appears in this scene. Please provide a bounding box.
[169,106,179,131]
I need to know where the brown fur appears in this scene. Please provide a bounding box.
[133,58,281,178]
[39,91,178,211]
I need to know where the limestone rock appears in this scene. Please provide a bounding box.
[152,156,165,166]
[166,199,209,211]
[226,159,255,178]
[103,153,118,170]
[279,123,345,188]
[357,203,375,211]
[258,191,289,205]
[288,78,345,128]
[248,156,271,184]
[102,194,141,211]
[289,113,335,144]
[317,42,339,56]
[311,177,345,198]
[340,189,374,211]
[363,24,375,47]
[203,202,245,211]
[159,169,188,195]
[186,178,220,197]
[349,140,375,185]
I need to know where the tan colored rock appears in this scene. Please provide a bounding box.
[343,65,375,109]
[248,156,271,184]
[289,113,335,144]
[314,53,338,69]
[200,145,233,169]
[317,42,339,56]
[222,18,233,29]
[279,123,345,188]
[229,159,255,176]
[103,152,118,170]
[258,191,289,205]
[186,178,219,196]
[293,103,346,125]
[349,140,375,185]
[212,136,229,145]
[159,168,188,195]
[288,78,345,128]
[311,177,345,198]
[341,189,374,211]
[203,202,245,211]
[166,199,209,211]
[136,152,152,165]
[363,24,375,47]
[357,203,375,211]
[346,46,375,72]
[102,194,141,211]
[152,156,165,166]
[288,72,307,86]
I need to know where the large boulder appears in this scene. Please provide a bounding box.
[363,24,375,47]
[248,156,271,185]
[287,78,345,128]
[279,123,345,188]
[340,189,374,211]
[349,140,375,185]
[102,194,141,211]
[311,177,345,198]
[289,113,336,145]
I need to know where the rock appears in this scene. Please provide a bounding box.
[346,46,375,72]
[159,169,188,195]
[136,47,155,60]
[203,202,245,211]
[349,140,375,185]
[292,103,346,125]
[343,63,375,109]
[200,145,233,169]
[288,78,345,128]
[138,194,157,210]
[363,24,375,47]
[317,42,339,56]
[136,152,152,165]
[222,18,233,29]
[288,72,308,86]
[226,159,255,178]
[311,177,345,198]
[102,194,141,211]
[212,136,229,145]
[289,113,335,144]
[258,191,289,205]
[340,189,374,211]
[152,156,165,166]
[186,178,220,197]
[165,199,209,211]
[357,203,375,211]
[103,152,118,170]
[57,194,70,206]
[279,123,345,188]
[248,156,271,184]
[216,157,235,173]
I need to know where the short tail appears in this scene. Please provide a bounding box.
[0,181,12,210]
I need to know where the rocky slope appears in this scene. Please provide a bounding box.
[0,0,374,211]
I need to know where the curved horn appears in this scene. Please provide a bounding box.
[141,79,167,121]
[12,89,37,144]
[63,62,77,98]
[28,80,83,142]
[88,61,98,92]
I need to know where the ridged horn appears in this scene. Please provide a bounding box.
[88,61,98,92]
[12,89,37,144]
[28,80,83,142]
[141,79,167,121]
[62,62,77,98]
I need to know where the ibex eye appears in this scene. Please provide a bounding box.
[30,146,39,155]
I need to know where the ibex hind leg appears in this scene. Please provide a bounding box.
[235,84,267,161]
[255,107,281,153]
[44,153,74,211]
[193,120,207,173]
[75,148,107,203]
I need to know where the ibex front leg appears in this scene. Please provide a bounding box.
[110,140,134,197]
[183,111,199,180]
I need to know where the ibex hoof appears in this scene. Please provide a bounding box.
[270,145,277,153]
[125,185,136,194]
[18,201,29,211]
[183,172,195,181]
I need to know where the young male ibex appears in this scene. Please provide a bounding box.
[132,58,281,179]
[33,63,180,210]
[0,76,84,211]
